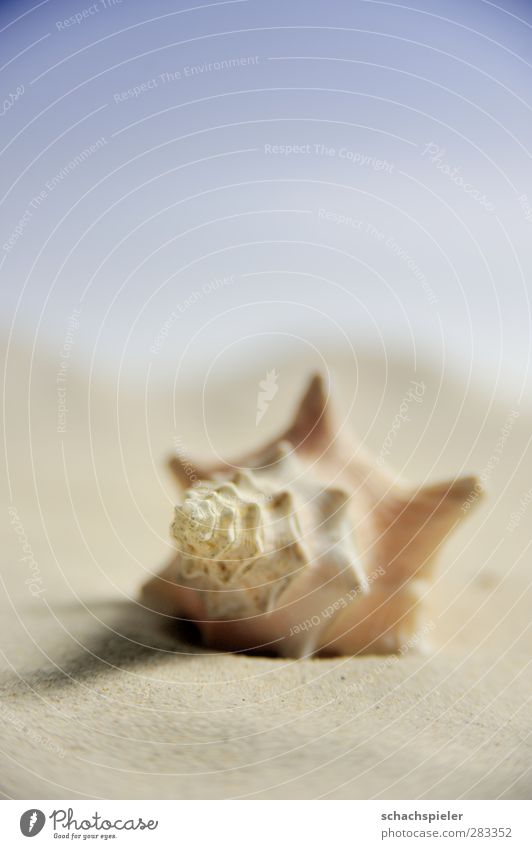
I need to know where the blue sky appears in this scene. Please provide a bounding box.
[1,0,531,398]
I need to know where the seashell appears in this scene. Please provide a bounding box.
[142,375,483,658]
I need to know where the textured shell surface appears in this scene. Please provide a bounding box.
[170,441,364,624]
[142,375,482,658]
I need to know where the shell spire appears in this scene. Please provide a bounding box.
[143,374,482,657]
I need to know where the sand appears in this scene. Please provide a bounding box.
[1,344,531,799]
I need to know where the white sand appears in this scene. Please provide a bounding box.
[1,345,531,799]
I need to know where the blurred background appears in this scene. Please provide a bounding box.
[1,0,531,395]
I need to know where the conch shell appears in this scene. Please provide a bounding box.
[142,375,482,657]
